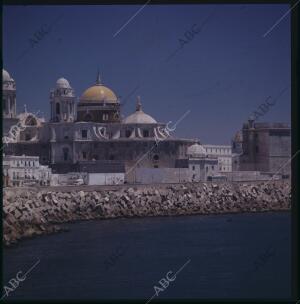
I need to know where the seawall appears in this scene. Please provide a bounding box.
[3,181,291,246]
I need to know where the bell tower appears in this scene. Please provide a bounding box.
[2,69,17,118]
[50,78,76,122]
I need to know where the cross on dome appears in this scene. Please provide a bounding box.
[136,96,142,111]
[96,68,102,85]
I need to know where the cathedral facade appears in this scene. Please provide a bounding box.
[3,69,195,182]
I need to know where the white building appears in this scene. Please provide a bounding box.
[186,143,219,181]
[3,154,52,187]
[202,144,232,172]
[135,168,190,184]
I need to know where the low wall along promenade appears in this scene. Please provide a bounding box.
[3,181,291,246]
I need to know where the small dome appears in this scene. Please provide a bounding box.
[56,78,71,89]
[17,112,41,127]
[187,143,206,157]
[3,69,11,82]
[123,97,157,124]
[124,111,157,124]
[234,131,243,142]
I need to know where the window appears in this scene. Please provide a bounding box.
[10,99,14,111]
[56,103,60,114]
[192,166,195,171]
[102,113,109,121]
[153,154,159,161]
[212,165,214,170]
[109,155,115,160]
[92,155,99,160]
[125,130,131,138]
[82,151,87,159]
[64,130,69,140]
[63,147,69,161]
[84,114,92,121]
[143,130,149,137]
[81,130,88,139]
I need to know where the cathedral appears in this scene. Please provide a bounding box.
[3,69,195,182]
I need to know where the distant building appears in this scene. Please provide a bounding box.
[3,154,52,187]
[135,143,219,183]
[202,144,232,172]
[231,130,243,171]
[186,143,218,181]
[232,118,291,176]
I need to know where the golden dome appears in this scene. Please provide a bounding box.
[80,84,118,103]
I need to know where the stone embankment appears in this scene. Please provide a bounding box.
[3,181,291,246]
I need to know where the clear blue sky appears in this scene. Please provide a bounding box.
[3,4,291,144]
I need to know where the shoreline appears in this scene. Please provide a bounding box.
[3,181,291,246]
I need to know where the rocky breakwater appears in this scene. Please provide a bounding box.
[3,181,291,246]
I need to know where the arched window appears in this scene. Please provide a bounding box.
[56,103,60,114]
[81,130,88,139]
[143,130,149,137]
[63,147,69,161]
[125,130,131,138]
